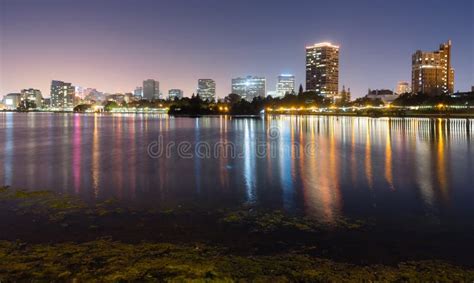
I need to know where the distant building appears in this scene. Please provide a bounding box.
[366,89,399,104]
[3,93,22,110]
[231,76,266,102]
[276,74,295,98]
[124,93,135,103]
[168,89,183,100]
[84,89,104,102]
[43,98,51,106]
[106,93,126,104]
[134,86,143,98]
[197,79,216,101]
[21,88,43,108]
[75,86,85,99]
[472,86,474,92]
[396,81,411,94]
[267,90,278,98]
[306,42,339,99]
[143,79,160,100]
[412,40,454,95]
[50,80,75,108]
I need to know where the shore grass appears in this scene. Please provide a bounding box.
[1,186,473,281]
[1,239,473,282]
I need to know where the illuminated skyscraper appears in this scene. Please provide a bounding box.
[197,79,216,101]
[50,80,75,108]
[412,40,454,95]
[143,79,160,100]
[276,74,295,98]
[231,76,266,101]
[305,42,339,99]
[169,89,183,100]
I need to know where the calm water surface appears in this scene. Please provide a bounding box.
[0,113,473,223]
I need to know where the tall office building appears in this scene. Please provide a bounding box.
[50,80,75,108]
[21,88,43,108]
[396,81,411,94]
[197,79,216,101]
[305,42,339,99]
[276,74,295,98]
[168,89,183,100]
[412,40,454,95]
[231,76,266,102]
[143,79,160,100]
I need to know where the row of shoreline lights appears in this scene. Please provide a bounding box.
[264,104,466,112]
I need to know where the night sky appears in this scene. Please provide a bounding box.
[1,0,473,99]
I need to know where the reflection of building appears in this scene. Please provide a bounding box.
[21,88,43,108]
[396,81,411,94]
[50,80,75,108]
[306,42,339,99]
[134,86,143,98]
[412,40,454,95]
[197,79,216,101]
[231,76,266,101]
[3,93,22,110]
[366,89,399,104]
[168,89,183,100]
[143,79,160,100]
[276,74,295,98]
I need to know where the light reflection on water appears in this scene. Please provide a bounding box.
[0,113,473,222]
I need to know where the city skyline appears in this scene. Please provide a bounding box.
[0,0,472,99]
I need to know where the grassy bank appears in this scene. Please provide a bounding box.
[2,240,473,282]
[1,187,473,281]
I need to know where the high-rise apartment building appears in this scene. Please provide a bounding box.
[50,80,75,108]
[231,76,266,101]
[276,74,295,98]
[143,79,160,100]
[197,79,216,101]
[306,42,339,99]
[412,40,454,95]
[396,81,411,94]
[169,89,184,100]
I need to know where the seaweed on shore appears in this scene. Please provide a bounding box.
[0,239,473,282]
[1,186,474,281]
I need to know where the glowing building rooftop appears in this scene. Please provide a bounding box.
[306,42,340,49]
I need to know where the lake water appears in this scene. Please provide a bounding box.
[1,112,473,223]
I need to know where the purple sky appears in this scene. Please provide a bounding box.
[1,0,473,99]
